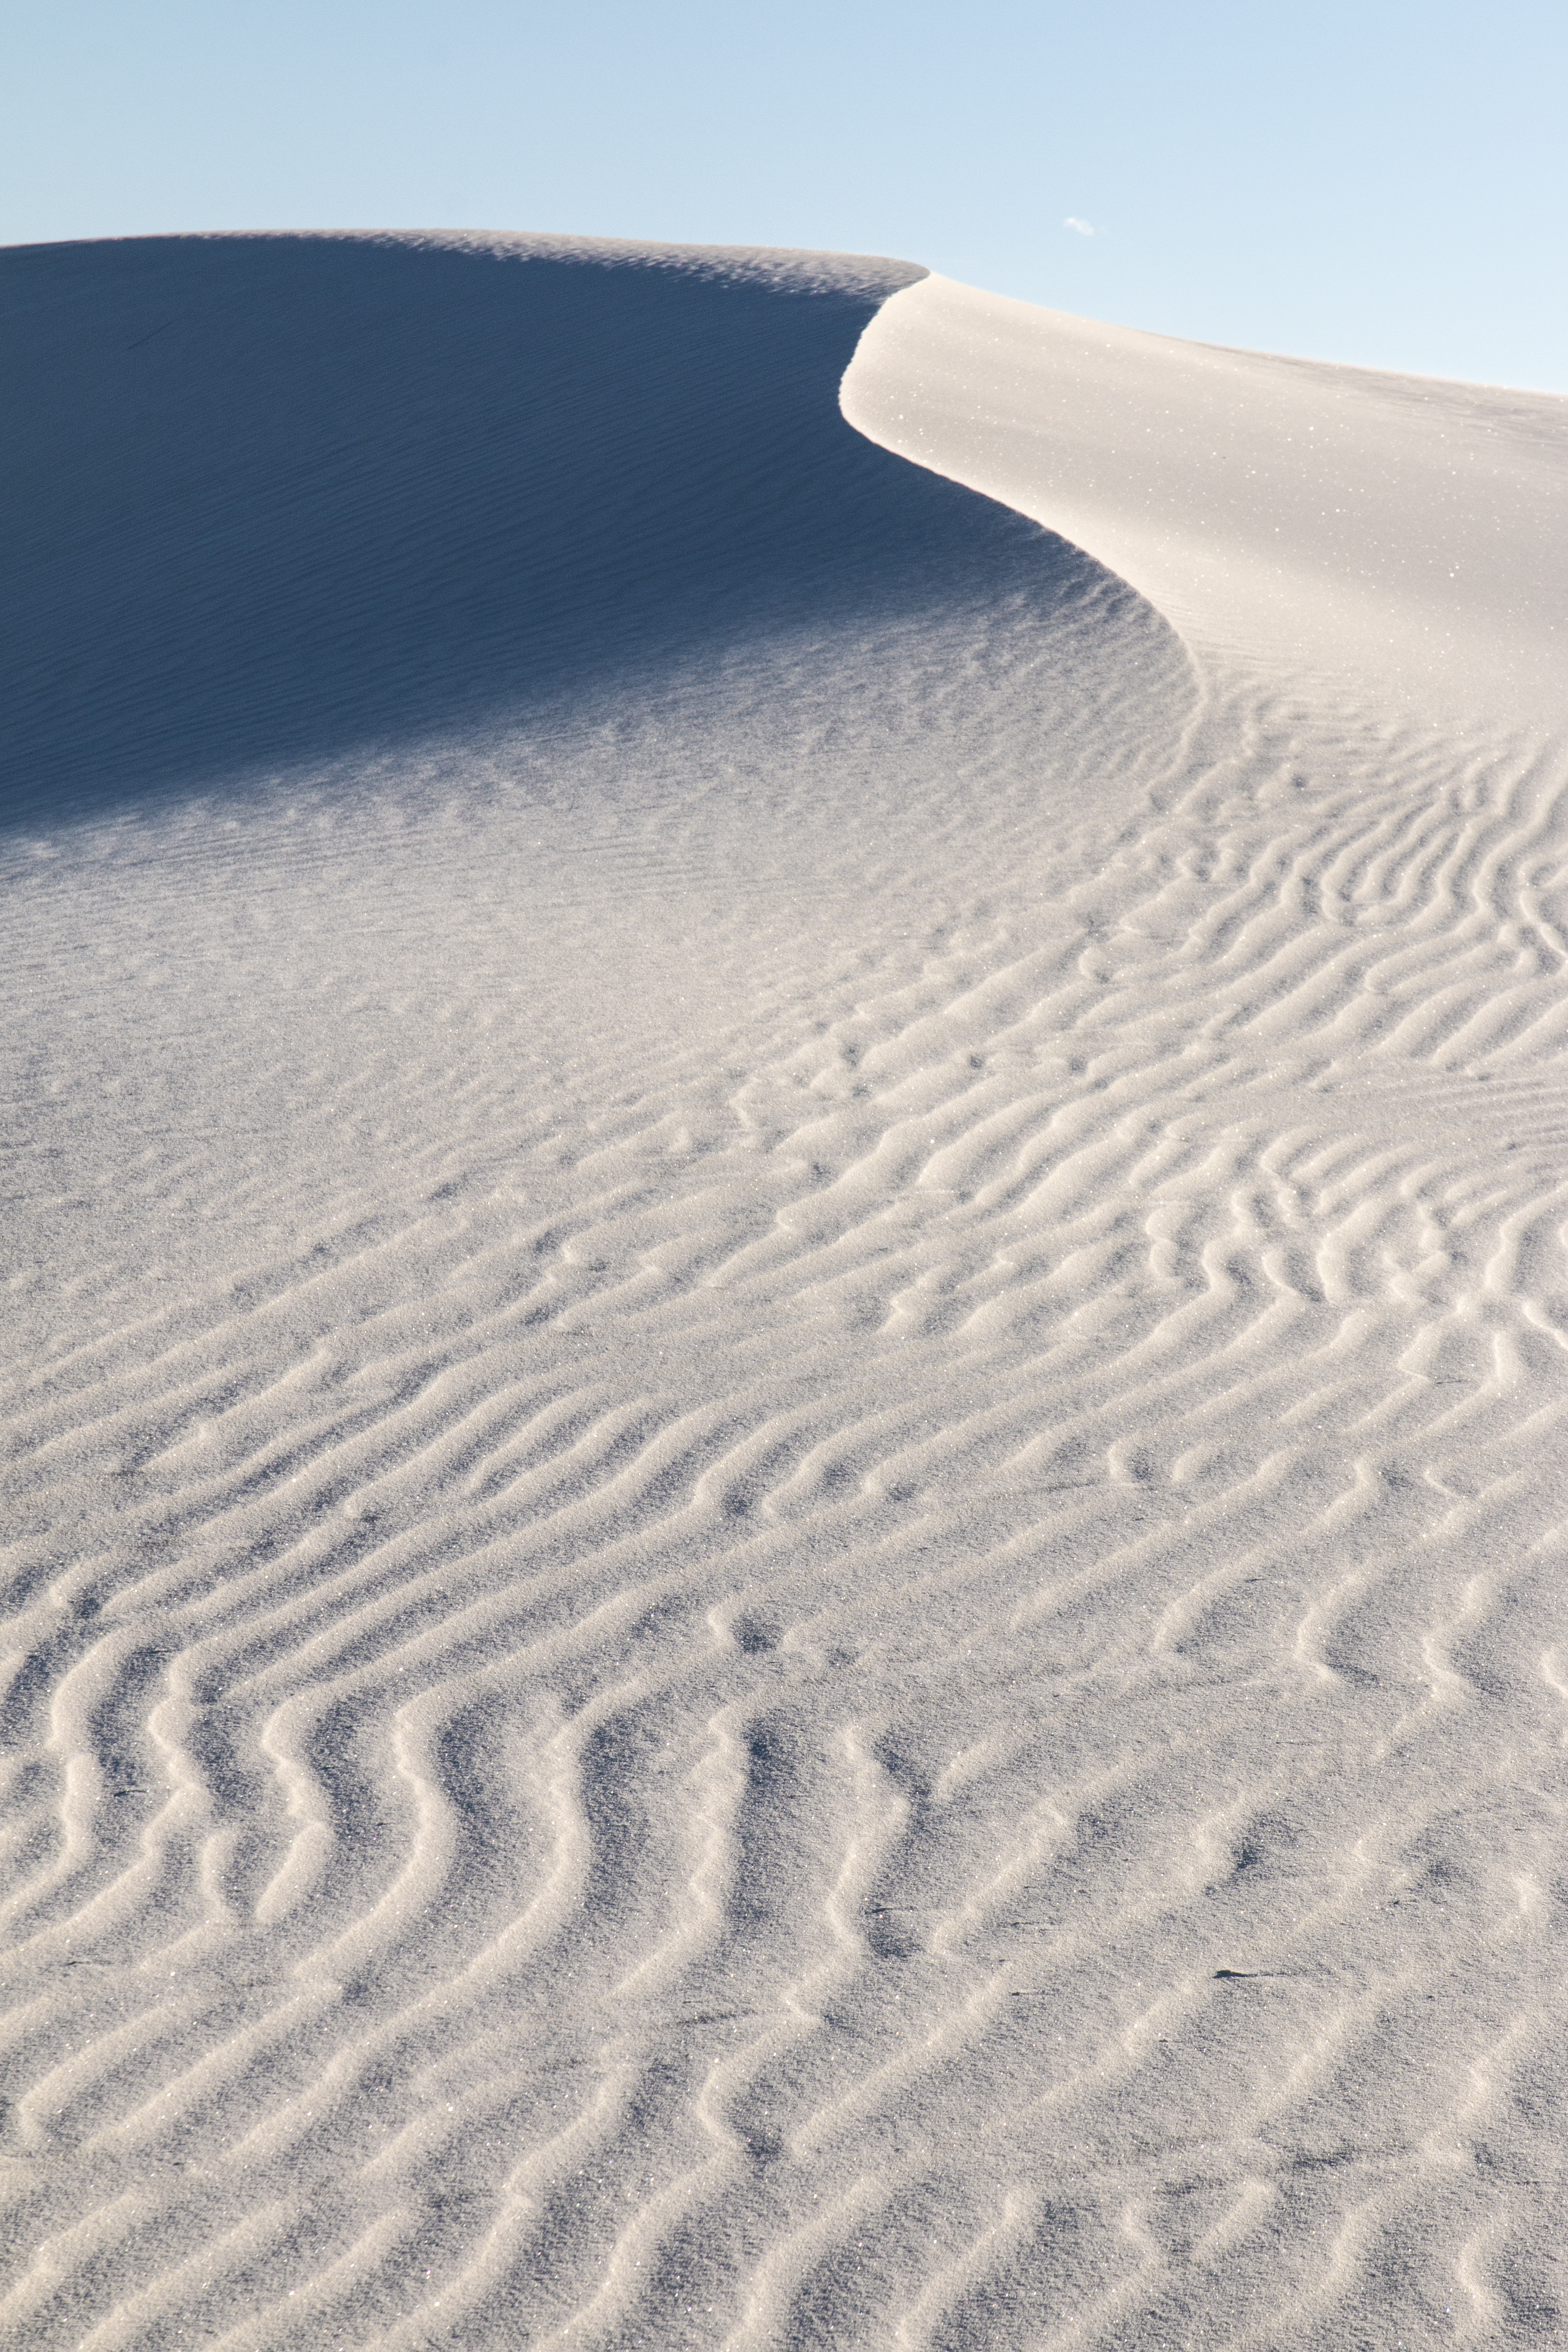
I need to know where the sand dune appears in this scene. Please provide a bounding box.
[3,231,1568,2348]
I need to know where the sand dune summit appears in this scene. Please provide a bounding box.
[3,230,1568,2349]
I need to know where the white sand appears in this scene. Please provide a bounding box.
[3,231,1568,2349]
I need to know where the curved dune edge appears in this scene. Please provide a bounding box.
[6,234,1568,2352]
[843,270,1568,729]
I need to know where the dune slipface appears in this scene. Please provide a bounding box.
[3,230,1568,2350]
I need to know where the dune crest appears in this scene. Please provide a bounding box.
[4,232,1568,2349]
[844,270,1568,725]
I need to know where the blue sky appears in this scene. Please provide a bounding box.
[5,0,1564,391]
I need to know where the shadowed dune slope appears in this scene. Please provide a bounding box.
[0,232,1153,827]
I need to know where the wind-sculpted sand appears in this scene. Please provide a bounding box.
[3,232,1568,2349]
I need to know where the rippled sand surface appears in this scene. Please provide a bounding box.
[4,231,1568,2349]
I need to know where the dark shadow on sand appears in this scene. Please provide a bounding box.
[2,234,1115,830]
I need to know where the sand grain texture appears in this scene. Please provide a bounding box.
[3,232,1568,2349]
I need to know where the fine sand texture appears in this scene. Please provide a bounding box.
[3,231,1568,2349]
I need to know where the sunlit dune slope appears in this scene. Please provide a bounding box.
[847,271,1568,724]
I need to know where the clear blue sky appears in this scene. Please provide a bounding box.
[5,0,1564,391]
